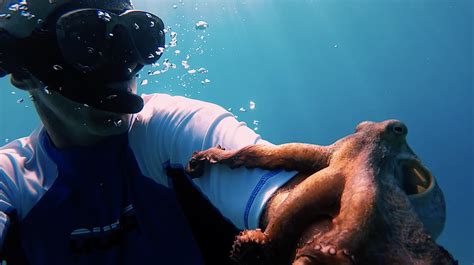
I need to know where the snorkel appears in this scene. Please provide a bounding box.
[0,0,165,114]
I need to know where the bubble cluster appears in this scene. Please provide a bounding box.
[135,11,213,97]
[0,14,11,19]
[8,1,35,20]
[97,10,111,22]
[201,79,211,85]
[169,31,178,47]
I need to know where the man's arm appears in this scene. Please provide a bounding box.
[129,93,298,229]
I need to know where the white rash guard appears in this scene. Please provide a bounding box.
[0,93,296,250]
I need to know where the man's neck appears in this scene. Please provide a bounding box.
[42,120,109,149]
[32,95,109,149]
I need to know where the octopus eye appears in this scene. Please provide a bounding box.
[390,122,407,136]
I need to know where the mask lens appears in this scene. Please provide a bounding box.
[51,8,165,113]
[56,9,113,72]
[122,11,165,64]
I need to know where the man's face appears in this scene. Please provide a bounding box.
[29,77,137,138]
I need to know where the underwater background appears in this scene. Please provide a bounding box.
[0,0,472,263]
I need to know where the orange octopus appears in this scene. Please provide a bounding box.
[185,120,457,265]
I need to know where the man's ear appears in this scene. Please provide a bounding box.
[9,72,43,91]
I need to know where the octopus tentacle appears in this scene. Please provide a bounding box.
[185,143,331,178]
[261,168,345,264]
[300,168,376,265]
[230,229,271,265]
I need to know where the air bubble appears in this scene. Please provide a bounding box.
[53,65,63,71]
[114,120,122,127]
[195,21,208,30]
[249,101,256,110]
[148,70,161,76]
[181,60,190,69]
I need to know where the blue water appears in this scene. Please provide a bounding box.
[0,0,472,263]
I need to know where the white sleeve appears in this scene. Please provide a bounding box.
[0,157,17,250]
[0,211,9,250]
[129,94,297,229]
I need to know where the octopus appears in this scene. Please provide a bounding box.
[185,120,458,265]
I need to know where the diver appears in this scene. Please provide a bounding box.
[0,0,298,264]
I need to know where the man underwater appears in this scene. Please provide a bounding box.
[0,0,298,264]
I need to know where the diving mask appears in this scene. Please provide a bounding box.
[0,5,165,114]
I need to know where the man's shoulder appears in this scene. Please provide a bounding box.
[0,128,57,219]
[131,93,232,134]
[0,128,40,171]
[139,93,228,117]
[0,128,42,200]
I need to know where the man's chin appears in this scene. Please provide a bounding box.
[89,114,131,137]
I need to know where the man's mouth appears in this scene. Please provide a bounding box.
[106,79,135,94]
[94,78,143,114]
